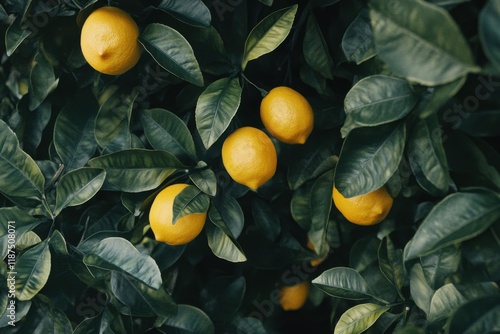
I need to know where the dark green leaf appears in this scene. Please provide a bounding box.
[211,193,245,238]
[109,272,176,317]
[54,168,106,216]
[447,296,500,334]
[15,240,51,301]
[23,101,51,155]
[421,245,461,290]
[308,170,334,256]
[335,122,406,197]
[140,23,204,86]
[172,185,210,224]
[342,8,375,64]
[303,13,334,79]
[0,299,31,327]
[370,0,478,85]
[195,77,242,149]
[161,304,215,334]
[409,263,434,316]
[458,109,500,137]
[241,5,298,70]
[290,181,314,231]
[28,52,58,111]
[73,307,118,334]
[479,0,500,71]
[287,144,337,190]
[0,208,44,259]
[405,188,500,260]
[83,237,162,289]
[251,199,281,242]
[5,14,31,56]
[141,108,197,161]
[378,237,405,299]
[157,0,211,27]
[0,120,45,200]
[206,222,247,263]
[189,162,218,197]
[334,303,390,334]
[342,75,418,137]
[201,276,246,322]
[53,89,99,171]
[414,76,466,119]
[87,149,184,192]
[408,113,450,196]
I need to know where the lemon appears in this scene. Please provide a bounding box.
[306,239,327,267]
[149,184,207,246]
[332,186,393,226]
[260,86,314,144]
[221,127,277,190]
[279,281,310,311]
[80,6,141,75]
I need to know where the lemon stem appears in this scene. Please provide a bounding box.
[241,73,268,97]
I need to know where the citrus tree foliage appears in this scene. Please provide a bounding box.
[1,0,500,333]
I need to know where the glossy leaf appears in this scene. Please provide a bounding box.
[172,185,210,224]
[334,303,390,334]
[335,122,406,198]
[290,180,314,231]
[15,240,51,301]
[54,168,106,216]
[303,13,334,79]
[308,170,334,256]
[378,237,405,299]
[342,8,375,64]
[415,76,466,119]
[342,75,418,137]
[29,52,58,111]
[161,304,215,334]
[421,245,461,290]
[87,149,184,192]
[0,208,44,259]
[206,222,247,263]
[241,5,298,70]
[211,193,245,239]
[189,162,218,197]
[53,89,99,171]
[370,0,478,85]
[479,0,500,70]
[410,263,434,316]
[0,120,45,200]
[5,14,31,56]
[405,188,500,260]
[83,237,162,289]
[408,113,450,196]
[140,23,204,86]
[195,77,242,149]
[141,108,197,162]
[447,296,500,334]
[157,0,211,27]
[287,144,337,190]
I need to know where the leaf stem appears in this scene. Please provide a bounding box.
[241,72,268,97]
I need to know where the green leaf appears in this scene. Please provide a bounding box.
[109,272,176,317]
[341,75,418,137]
[195,77,242,149]
[83,237,162,289]
[447,296,500,334]
[140,23,204,86]
[369,0,478,85]
[0,120,45,200]
[189,162,218,197]
[87,149,184,193]
[291,181,314,230]
[28,52,58,111]
[303,13,334,79]
[241,4,298,70]
[458,109,500,138]
[157,0,211,27]
[211,193,245,238]
[334,303,390,334]
[172,185,210,224]
[141,108,197,162]
[201,276,246,322]
[161,304,215,334]
[378,236,405,299]
[308,170,334,256]
[54,168,106,216]
[312,267,379,301]
[0,299,31,327]
[287,144,337,190]
[53,89,99,171]
[409,263,434,316]
[479,0,500,71]
[405,188,500,260]
[342,8,376,64]
[408,113,450,196]
[206,223,247,263]
[335,122,406,198]
[73,307,118,334]
[5,14,31,56]
[420,245,461,290]
[414,76,466,119]
[0,208,44,259]
[23,101,52,155]
[15,240,51,301]
[94,89,136,153]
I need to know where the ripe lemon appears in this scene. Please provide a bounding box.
[80,6,141,75]
[306,239,327,267]
[149,184,207,246]
[332,186,393,226]
[260,86,314,144]
[279,281,310,311]
[221,127,277,190]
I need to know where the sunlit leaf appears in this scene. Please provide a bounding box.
[334,303,390,334]
[15,240,51,301]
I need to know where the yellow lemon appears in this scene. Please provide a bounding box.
[332,186,393,226]
[260,86,314,144]
[80,6,141,75]
[279,281,310,311]
[306,239,327,267]
[149,184,207,246]
[221,127,277,190]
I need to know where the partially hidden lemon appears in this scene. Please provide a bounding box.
[80,6,141,75]
[332,186,393,226]
[221,127,277,190]
[260,86,314,144]
[306,239,327,267]
[149,184,207,246]
[279,281,310,311]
